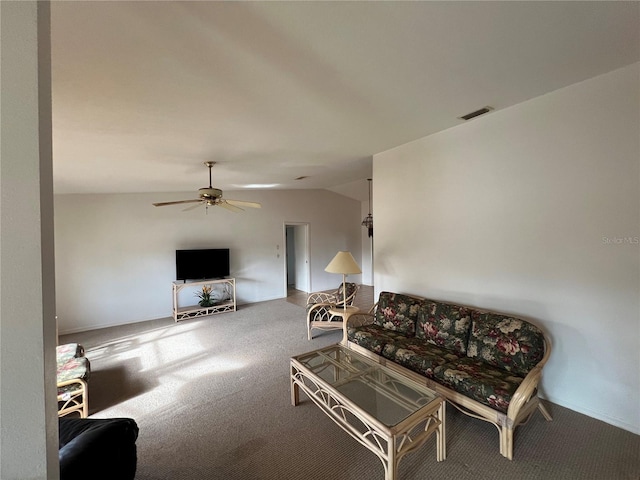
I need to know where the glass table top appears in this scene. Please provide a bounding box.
[292,344,440,427]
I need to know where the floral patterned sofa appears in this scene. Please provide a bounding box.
[345,291,552,460]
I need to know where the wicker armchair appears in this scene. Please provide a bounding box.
[306,282,358,340]
[57,343,90,418]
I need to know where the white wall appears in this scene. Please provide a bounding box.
[0,2,59,478]
[373,63,640,434]
[55,189,362,333]
[328,177,374,283]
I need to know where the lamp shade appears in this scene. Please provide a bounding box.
[325,251,362,275]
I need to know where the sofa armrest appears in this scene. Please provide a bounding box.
[346,312,375,329]
[507,335,552,421]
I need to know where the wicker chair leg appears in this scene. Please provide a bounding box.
[538,401,553,421]
[82,387,89,418]
[501,425,514,460]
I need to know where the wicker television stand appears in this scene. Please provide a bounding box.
[172,278,236,322]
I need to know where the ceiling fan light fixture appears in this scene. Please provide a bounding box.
[198,187,223,199]
[152,162,262,212]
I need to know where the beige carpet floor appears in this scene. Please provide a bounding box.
[61,296,639,480]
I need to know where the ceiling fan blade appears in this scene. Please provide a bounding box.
[153,199,202,207]
[182,201,204,212]
[225,199,261,209]
[218,201,243,213]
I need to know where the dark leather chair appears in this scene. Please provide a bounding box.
[59,417,139,480]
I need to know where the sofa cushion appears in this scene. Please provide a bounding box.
[432,357,524,413]
[336,282,358,304]
[347,324,409,355]
[382,338,461,379]
[416,301,474,355]
[56,343,85,367]
[56,357,91,382]
[57,356,90,389]
[373,291,423,337]
[466,313,545,376]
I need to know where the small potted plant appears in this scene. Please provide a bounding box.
[195,285,215,307]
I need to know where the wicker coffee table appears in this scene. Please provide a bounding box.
[290,344,445,480]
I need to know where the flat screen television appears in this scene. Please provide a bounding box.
[176,248,230,281]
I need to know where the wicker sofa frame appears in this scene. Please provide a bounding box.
[344,292,552,460]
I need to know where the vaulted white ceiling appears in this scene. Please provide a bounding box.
[51,1,639,200]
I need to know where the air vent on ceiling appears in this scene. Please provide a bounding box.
[458,106,494,121]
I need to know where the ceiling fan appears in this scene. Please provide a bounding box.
[152,162,262,213]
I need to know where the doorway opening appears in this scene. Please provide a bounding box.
[284,223,310,299]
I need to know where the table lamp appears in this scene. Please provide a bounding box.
[325,251,361,311]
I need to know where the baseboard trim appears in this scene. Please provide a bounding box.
[56,297,289,336]
[540,393,639,435]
